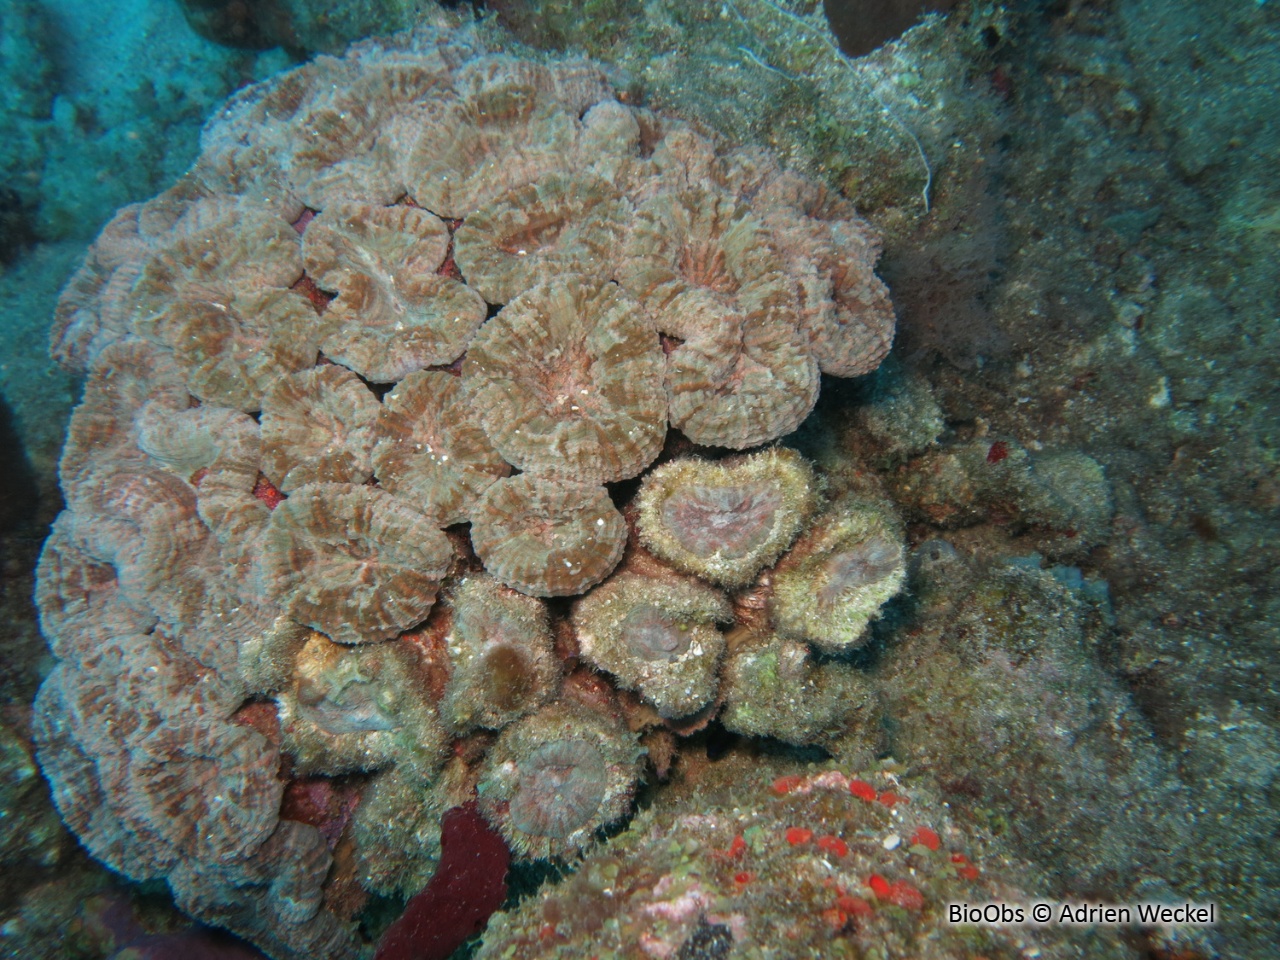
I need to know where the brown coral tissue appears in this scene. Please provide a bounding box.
[34,20,895,960]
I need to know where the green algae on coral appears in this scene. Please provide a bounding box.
[477,700,645,861]
[637,448,820,589]
[573,570,732,719]
[719,633,876,747]
[770,494,906,652]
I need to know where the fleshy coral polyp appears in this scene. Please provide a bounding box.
[572,570,731,719]
[636,448,819,588]
[770,494,906,653]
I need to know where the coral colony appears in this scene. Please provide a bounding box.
[34,24,913,959]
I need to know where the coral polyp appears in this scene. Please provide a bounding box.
[511,741,606,837]
[257,483,454,644]
[619,189,824,449]
[259,365,380,492]
[573,571,731,719]
[274,632,449,780]
[470,474,626,597]
[302,201,486,382]
[637,448,819,588]
[351,768,446,897]
[478,701,644,861]
[371,370,512,527]
[454,173,631,304]
[462,276,667,483]
[770,495,907,652]
[441,575,559,734]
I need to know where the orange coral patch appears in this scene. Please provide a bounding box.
[849,779,877,802]
[785,827,813,846]
[911,826,941,851]
[772,774,805,795]
[815,835,848,857]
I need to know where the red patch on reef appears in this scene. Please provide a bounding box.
[659,333,685,356]
[849,779,877,802]
[816,835,848,858]
[437,253,464,282]
[280,777,362,850]
[911,826,941,851]
[429,354,466,376]
[986,440,1009,464]
[437,217,465,281]
[868,873,891,899]
[785,827,813,846]
[252,474,286,509]
[885,880,924,910]
[952,852,981,880]
[772,775,804,795]
[292,273,333,312]
[230,700,280,746]
[376,801,510,960]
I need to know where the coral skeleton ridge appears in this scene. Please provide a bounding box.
[35,22,900,960]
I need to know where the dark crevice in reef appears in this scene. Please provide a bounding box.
[823,0,961,57]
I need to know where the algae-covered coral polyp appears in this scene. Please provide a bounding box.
[771,495,907,652]
[441,574,559,734]
[477,700,644,861]
[273,631,448,779]
[573,570,731,719]
[636,447,821,588]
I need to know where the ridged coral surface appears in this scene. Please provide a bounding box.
[34,21,896,960]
